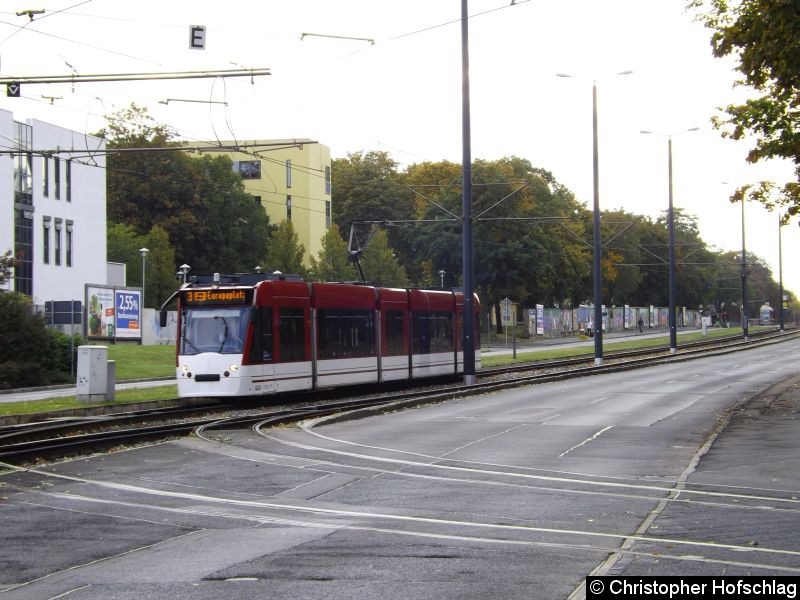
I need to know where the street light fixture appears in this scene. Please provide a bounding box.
[179,263,191,284]
[557,70,633,365]
[438,269,446,287]
[139,248,150,308]
[640,127,699,354]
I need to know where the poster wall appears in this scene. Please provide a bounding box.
[85,285,142,340]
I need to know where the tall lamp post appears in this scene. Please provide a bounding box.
[741,194,748,340]
[641,127,699,354]
[558,71,632,365]
[778,213,785,332]
[139,247,149,308]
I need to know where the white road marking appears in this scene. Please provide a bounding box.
[559,426,614,458]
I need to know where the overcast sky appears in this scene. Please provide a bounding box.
[2,0,797,299]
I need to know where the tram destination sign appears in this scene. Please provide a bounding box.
[184,289,252,306]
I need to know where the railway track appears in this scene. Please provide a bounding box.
[1,327,797,464]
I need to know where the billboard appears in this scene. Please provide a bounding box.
[114,290,142,338]
[86,285,142,340]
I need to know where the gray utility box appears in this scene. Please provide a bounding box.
[76,345,108,402]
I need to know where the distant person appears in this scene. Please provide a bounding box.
[637,317,644,333]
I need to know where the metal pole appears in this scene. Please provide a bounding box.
[741,198,748,340]
[140,247,149,310]
[461,0,476,385]
[592,81,603,365]
[779,213,784,332]
[667,137,677,353]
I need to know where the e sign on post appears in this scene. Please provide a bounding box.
[189,25,206,49]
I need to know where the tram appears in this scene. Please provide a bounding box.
[160,272,481,398]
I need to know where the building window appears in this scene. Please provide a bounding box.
[325,201,331,228]
[252,195,262,206]
[13,122,33,296]
[66,160,72,202]
[286,196,292,221]
[54,219,62,266]
[325,166,331,195]
[286,159,292,188]
[66,221,73,267]
[234,160,261,179]
[43,157,49,197]
[43,217,51,264]
[54,157,61,200]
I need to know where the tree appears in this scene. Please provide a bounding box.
[360,228,409,288]
[691,0,800,216]
[107,223,176,308]
[309,224,356,282]
[145,225,178,308]
[331,151,416,279]
[102,104,272,276]
[0,250,16,288]
[0,293,78,388]
[331,151,413,227]
[266,220,308,278]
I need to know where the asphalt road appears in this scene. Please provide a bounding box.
[1,337,798,599]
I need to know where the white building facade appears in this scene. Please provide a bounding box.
[0,108,107,309]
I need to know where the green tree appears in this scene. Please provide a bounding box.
[331,151,416,279]
[267,220,308,278]
[331,151,413,227]
[102,104,272,276]
[107,223,176,308]
[0,250,16,288]
[691,0,800,215]
[309,223,356,282]
[0,293,78,388]
[360,228,409,288]
[145,225,177,308]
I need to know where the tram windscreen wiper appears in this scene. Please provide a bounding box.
[214,315,230,352]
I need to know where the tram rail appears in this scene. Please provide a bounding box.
[1,327,797,464]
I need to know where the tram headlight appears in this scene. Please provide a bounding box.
[180,364,190,375]
[228,364,239,373]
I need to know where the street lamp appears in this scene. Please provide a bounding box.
[778,213,785,332]
[741,193,748,340]
[179,263,191,284]
[640,127,699,354]
[139,247,149,308]
[557,70,632,365]
[438,269,446,287]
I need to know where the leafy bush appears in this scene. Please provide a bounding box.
[0,292,84,389]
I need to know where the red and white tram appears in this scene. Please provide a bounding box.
[162,273,480,398]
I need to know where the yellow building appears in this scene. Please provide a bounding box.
[210,139,331,266]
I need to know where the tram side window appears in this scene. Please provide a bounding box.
[317,308,375,359]
[249,308,273,363]
[279,307,306,361]
[385,310,405,356]
[412,311,453,354]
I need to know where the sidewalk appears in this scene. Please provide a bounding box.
[480,327,689,357]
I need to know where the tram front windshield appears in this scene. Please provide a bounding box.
[180,306,251,355]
